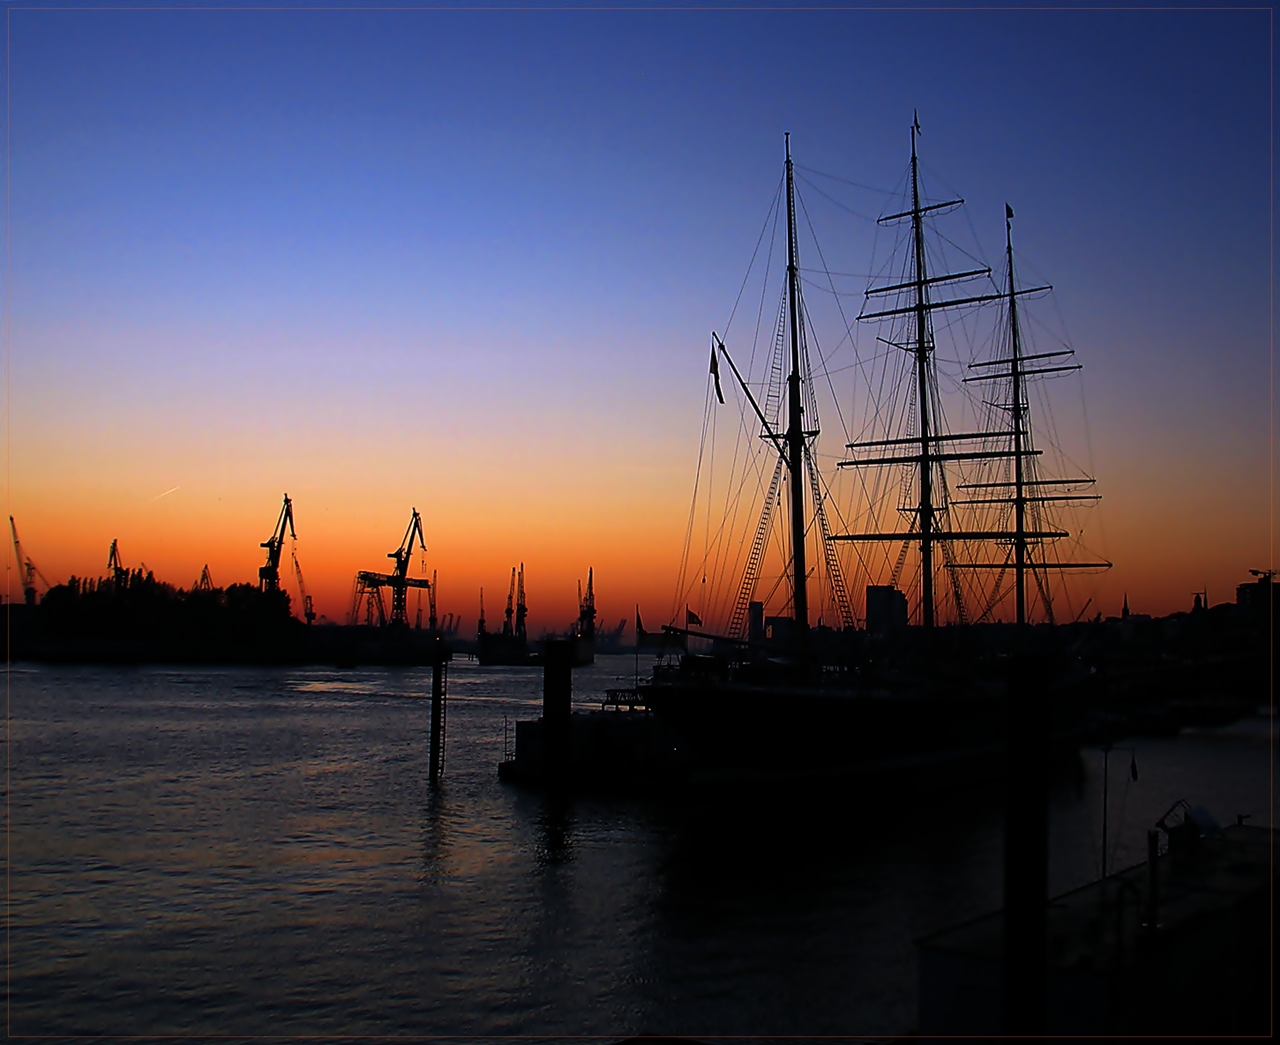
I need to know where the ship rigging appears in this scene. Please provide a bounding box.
[674,120,1108,642]
[836,114,1110,627]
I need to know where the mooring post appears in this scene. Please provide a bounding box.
[542,638,573,784]
[1001,652,1048,1034]
[429,636,446,788]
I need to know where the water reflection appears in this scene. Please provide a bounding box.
[8,660,1272,1037]
[534,797,575,868]
[419,789,451,886]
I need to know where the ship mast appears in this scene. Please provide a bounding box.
[1006,207,1028,625]
[711,135,854,645]
[839,114,984,627]
[784,134,811,651]
[837,114,1069,626]
[824,118,1110,625]
[908,119,937,628]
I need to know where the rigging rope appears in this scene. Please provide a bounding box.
[724,176,785,339]
[793,162,894,196]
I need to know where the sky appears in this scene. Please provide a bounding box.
[3,1,1272,629]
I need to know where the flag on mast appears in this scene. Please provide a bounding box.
[709,345,725,404]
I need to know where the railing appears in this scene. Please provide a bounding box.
[602,687,649,711]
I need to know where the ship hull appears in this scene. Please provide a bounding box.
[639,669,1083,789]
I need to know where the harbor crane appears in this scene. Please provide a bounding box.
[600,618,628,643]
[502,568,516,636]
[260,494,296,593]
[576,568,597,640]
[9,517,50,605]
[349,508,432,628]
[107,539,128,589]
[496,564,528,640]
[415,570,438,630]
[260,494,316,623]
[515,564,527,640]
[292,549,316,624]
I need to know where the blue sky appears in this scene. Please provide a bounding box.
[4,3,1272,620]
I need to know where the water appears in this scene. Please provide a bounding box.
[7,656,1273,1036]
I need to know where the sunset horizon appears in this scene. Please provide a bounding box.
[5,4,1271,629]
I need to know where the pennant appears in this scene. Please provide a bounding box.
[1006,203,1014,221]
[710,345,725,404]
[635,606,645,636]
[686,607,703,627]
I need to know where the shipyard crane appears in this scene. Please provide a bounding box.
[502,568,516,637]
[349,508,431,628]
[413,575,439,631]
[515,563,528,641]
[292,549,316,624]
[576,567,597,640]
[260,494,296,593]
[107,539,128,590]
[9,517,50,605]
[600,618,628,642]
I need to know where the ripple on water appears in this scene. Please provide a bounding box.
[9,660,1273,1035]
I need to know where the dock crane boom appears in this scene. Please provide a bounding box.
[260,494,296,593]
[9,517,49,605]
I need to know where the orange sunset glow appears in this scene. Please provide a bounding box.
[4,6,1270,632]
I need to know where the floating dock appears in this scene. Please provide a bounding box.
[496,639,682,791]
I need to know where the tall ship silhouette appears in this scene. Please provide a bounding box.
[640,119,1109,784]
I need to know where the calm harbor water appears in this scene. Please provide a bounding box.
[7,655,1273,1036]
